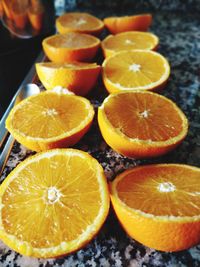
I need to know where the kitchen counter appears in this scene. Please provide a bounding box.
[0,11,200,267]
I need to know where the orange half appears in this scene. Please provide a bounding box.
[36,62,101,96]
[56,12,104,36]
[98,91,188,158]
[0,149,110,257]
[110,164,200,251]
[104,14,152,34]
[102,50,170,93]
[42,32,100,63]
[101,31,159,58]
[6,91,94,151]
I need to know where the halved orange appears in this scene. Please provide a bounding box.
[102,50,170,93]
[42,32,100,63]
[6,91,94,151]
[98,91,188,158]
[56,12,104,36]
[0,148,110,258]
[110,164,200,252]
[101,31,159,58]
[104,14,152,34]
[36,62,101,96]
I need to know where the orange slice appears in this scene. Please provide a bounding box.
[36,62,101,96]
[104,14,152,34]
[102,50,170,93]
[42,32,100,63]
[101,31,159,58]
[56,12,104,36]
[110,164,200,252]
[98,91,188,158]
[0,148,110,258]
[6,91,94,151]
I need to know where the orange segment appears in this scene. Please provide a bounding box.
[98,91,188,158]
[36,62,101,96]
[110,164,200,251]
[102,50,170,93]
[101,31,159,58]
[42,32,100,63]
[0,149,110,257]
[104,14,152,34]
[6,91,94,151]
[56,12,104,36]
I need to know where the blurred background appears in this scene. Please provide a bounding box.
[0,0,55,118]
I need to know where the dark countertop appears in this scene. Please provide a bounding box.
[0,11,200,267]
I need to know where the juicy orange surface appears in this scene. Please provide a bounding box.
[103,92,183,141]
[56,12,104,35]
[104,14,152,34]
[110,164,200,251]
[6,91,94,151]
[0,149,110,257]
[98,91,188,158]
[102,31,159,57]
[42,32,100,63]
[46,33,97,49]
[116,164,200,216]
[103,50,169,91]
[10,93,89,138]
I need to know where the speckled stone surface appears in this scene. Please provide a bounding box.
[0,10,200,267]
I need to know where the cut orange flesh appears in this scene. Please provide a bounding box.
[104,14,152,34]
[101,31,159,58]
[98,91,188,158]
[102,50,170,93]
[56,12,104,36]
[6,91,94,151]
[36,62,101,96]
[42,32,100,63]
[110,164,200,251]
[0,149,110,257]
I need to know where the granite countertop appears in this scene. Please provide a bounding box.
[0,10,200,267]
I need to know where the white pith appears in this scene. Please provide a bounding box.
[139,110,149,118]
[76,18,87,25]
[42,108,58,116]
[47,187,62,204]
[157,182,176,193]
[129,63,141,72]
